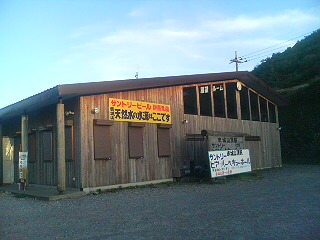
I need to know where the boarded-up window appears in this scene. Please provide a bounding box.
[240,86,250,120]
[157,124,172,157]
[28,132,36,162]
[93,119,113,160]
[250,91,260,121]
[213,84,226,118]
[226,83,238,119]
[65,126,74,161]
[199,85,212,116]
[128,123,145,158]
[268,102,277,123]
[183,87,198,115]
[259,96,268,122]
[42,131,53,162]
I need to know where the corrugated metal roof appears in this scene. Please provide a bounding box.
[0,71,287,120]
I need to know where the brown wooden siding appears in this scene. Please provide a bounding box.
[80,89,176,188]
[1,79,282,189]
[79,81,281,188]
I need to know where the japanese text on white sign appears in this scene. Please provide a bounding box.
[19,152,28,179]
[208,149,251,177]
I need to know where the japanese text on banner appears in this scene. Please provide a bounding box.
[109,98,172,124]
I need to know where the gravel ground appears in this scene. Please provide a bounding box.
[1,164,319,240]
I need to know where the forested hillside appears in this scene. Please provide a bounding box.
[252,29,320,89]
[252,29,320,164]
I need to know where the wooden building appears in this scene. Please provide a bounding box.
[0,71,286,192]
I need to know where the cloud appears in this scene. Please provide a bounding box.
[70,22,112,38]
[128,8,146,17]
[63,8,319,80]
[203,9,319,35]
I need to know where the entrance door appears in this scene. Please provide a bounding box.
[3,137,14,184]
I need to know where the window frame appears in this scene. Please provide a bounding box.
[212,83,226,118]
[181,81,277,123]
[240,86,251,120]
[259,96,269,122]
[249,90,260,121]
[226,82,238,119]
[268,101,277,123]
[198,85,213,116]
[183,86,198,115]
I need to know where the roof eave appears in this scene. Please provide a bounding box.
[0,87,60,120]
[0,71,287,120]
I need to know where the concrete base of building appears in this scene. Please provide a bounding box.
[81,178,173,193]
[0,184,87,201]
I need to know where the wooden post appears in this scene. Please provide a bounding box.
[236,84,242,120]
[57,99,66,194]
[21,114,28,187]
[0,121,3,185]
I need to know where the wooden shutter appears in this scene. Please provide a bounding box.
[42,131,53,162]
[28,132,37,162]
[65,126,74,161]
[14,136,21,163]
[93,119,113,160]
[128,122,145,158]
[157,124,172,157]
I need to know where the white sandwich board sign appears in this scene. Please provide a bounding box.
[208,149,251,178]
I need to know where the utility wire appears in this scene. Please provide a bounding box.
[230,29,317,71]
[240,30,314,59]
[240,42,295,62]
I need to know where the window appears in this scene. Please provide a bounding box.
[226,83,238,119]
[128,122,145,158]
[183,87,198,115]
[157,124,172,157]
[65,125,74,161]
[259,97,268,122]
[268,102,277,123]
[249,91,260,121]
[28,132,36,163]
[93,119,113,160]
[213,84,226,118]
[199,85,212,116]
[240,86,250,120]
[42,131,53,161]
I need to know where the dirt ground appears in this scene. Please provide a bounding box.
[1,164,319,240]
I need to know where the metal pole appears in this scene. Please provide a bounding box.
[57,100,66,194]
[235,51,239,72]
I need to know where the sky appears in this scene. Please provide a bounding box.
[0,0,319,109]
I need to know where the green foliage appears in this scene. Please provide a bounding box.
[252,30,320,164]
[252,29,320,89]
[279,77,320,164]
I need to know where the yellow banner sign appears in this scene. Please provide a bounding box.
[109,98,171,124]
